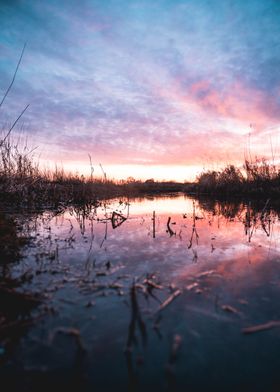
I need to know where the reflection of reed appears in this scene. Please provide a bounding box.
[244,199,272,242]
[165,334,182,392]
[125,282,147,353]
[188,202,199,249]
[193,196,277,243]
[152,210,156,238]
[125,281,147,391]
[85,217,95,273]
[124,275,182,391]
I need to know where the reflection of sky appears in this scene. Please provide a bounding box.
[12,195,280,391]
[126,195,195,216]
[1,0,280,180]
[31,195,280,286]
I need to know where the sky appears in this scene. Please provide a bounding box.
[0,0,280,181]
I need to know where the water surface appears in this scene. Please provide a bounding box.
[2,194,280,391]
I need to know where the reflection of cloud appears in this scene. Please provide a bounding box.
[175,214,280,284]
[0,0,280,179]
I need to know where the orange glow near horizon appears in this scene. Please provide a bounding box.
[40,160,206,182]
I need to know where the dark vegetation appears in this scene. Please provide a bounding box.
[0,141,186,208]
[0,212,28,263]
[192,159,280,198]
[0,212,42,363]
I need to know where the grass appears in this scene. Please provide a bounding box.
[1,135,280,208]
[192,158,280,198]
[0,137,186,208]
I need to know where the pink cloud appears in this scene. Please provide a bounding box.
[163,77,278,130]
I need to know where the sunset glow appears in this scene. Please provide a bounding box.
[1,1,280,181]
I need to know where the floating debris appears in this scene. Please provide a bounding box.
[186,282,199,291]
[111,211,127,229]
[157,289,182,313]
[166,217,176,236]
[197,270,216,278]
[143,279,164,290]
[221,304,240,315]
[242,321,280,334]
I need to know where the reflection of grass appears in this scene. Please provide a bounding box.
[193,159,280,197]
[194,194,276,243]
[0,212,28,264]
[0,212,41,362]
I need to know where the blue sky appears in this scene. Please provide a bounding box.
[0,0,280,180]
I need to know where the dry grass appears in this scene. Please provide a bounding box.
[195,159,280,197]
[0,137,185,208]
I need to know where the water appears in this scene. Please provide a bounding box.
[2,194,280,391]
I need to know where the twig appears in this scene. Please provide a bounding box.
[99,163,107,181]
[242,321,280,334]
[88,153,94,181]
[0,43,27,109]
[1,104,30,145]
[156,289,181,313]
[143,279,163,290]
[167,217,175,236]
[111,211,127,229]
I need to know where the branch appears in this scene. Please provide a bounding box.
[0,43,27,109]
[1,104,30,146]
